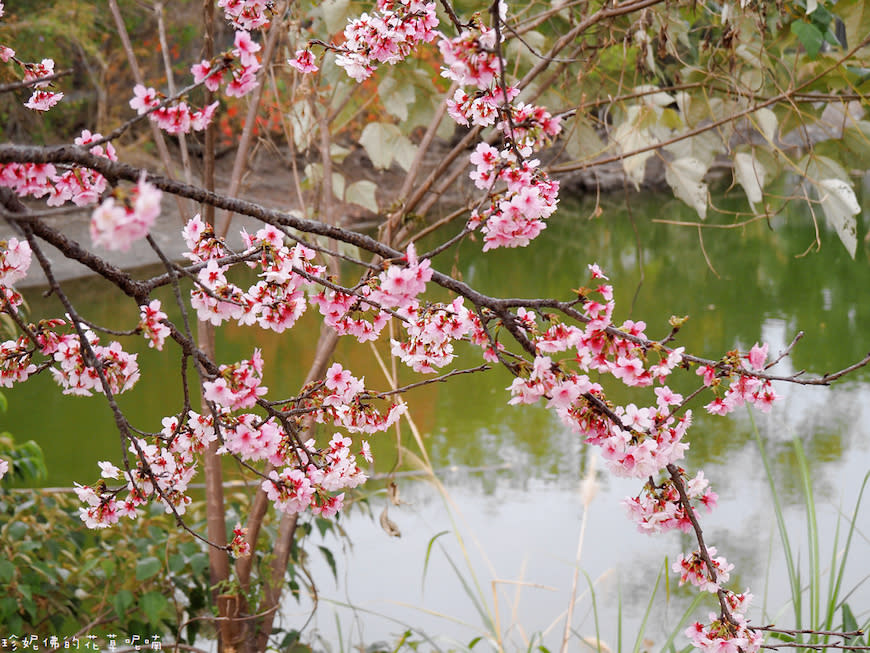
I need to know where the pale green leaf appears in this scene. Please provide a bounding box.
[665,157,708,219]
[359,122,417,171]
[634,85,672,108]
[302,163,322,189]
[345,180,379,212]
[664,131,722,169]
[564,115,604,160]
[378,75,417,122]
[818,178,859,257]
[834,0,870,59]
[330,144,351,163]
[734,151,767,210]
[754,108,778,142]
[802,155,850,183]
[287,100,316,151]
[331,172,345,202]
[612,106,657,189]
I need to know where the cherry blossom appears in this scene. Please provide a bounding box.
[287,49,318,74]
[138,300,170,350]
[203,349,268,411]
[219,0,272,30]
[673,546,734,592]
[90,174,162,251]
[0,238,32,286]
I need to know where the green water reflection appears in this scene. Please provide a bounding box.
[5,189,869,502]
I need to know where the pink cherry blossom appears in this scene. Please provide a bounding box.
[746,342,768,371]
[287,49,318,74]
[90,174,162,251]
[24,90,63,111]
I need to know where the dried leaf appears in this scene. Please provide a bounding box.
[379,505,402,538]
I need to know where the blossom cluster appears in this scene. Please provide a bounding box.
[262,434,368,518]
[49,330,140,397]
[0,130,115,207]
[0,289,141,396]
[673,546,734,593]
[466,143,560,250]
[438,15,562,250]
[75,412,217,528]
[700,343,780,415]
[129,84,219,134]
[130,29,262,137]
[138,300,170,350]
[390,297,488,373]
[495,263,776,651]
[219,0,272,30]
[686,590,762,653]
[311,243,432,343]
[190,30,262,98]
[184,217,323,332]
[0,38,64,112]
[22,58,64,111]
[90,173,162,251]
[203,349,268,412]
[305,362,407,435]
[623,470,718,534]
[0,237,32,287]
[288,0,439,80]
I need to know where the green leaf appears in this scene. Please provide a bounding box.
[168,553,185,574]
[0,596,16,618]
[112,588,134,618]
[0,391,7,414]
[838,121,870,169]
[664,130,722,169]
[179,541,199,557]
[0,559,15,583]
[140,591,168,626]
[842,603,859,637]
[135,556,162,581]
[7,521,27,540]
[189,552,209,576]
[314,516,332,537]
[792,21,824,57]
[318,545,337,582]
[288,100,316,151]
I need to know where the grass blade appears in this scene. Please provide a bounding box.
[632,560,664,653]
[750,409,802,629]
[792,439,819,633]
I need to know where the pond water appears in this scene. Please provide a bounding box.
[5,186,870,650]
